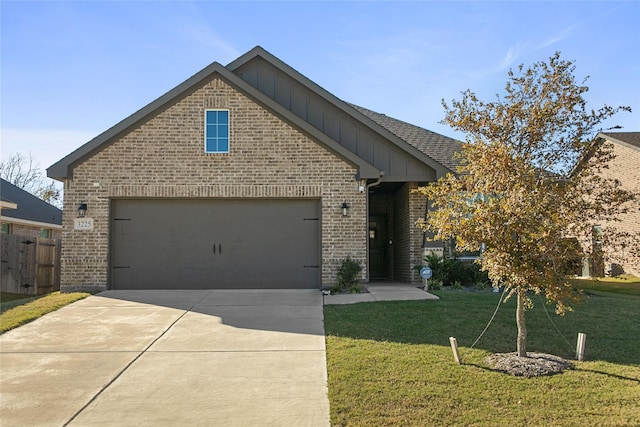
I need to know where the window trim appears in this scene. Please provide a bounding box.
[204,109,230,154]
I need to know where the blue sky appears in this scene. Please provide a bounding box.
[2,1,639,178]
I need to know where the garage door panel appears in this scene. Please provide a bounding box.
[111,199,320,289]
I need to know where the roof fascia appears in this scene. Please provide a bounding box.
[599,132,640,152]
[0,215,62,229]
[48,57,379,180]
[569,133,614,177]
[570,132,640,177]
[47,62,230,180]
[227,46,450,177]
[0,201,18,210]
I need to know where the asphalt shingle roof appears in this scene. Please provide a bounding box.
[601,132,640,149]
[0,178,62,225]
[350,104,463,172]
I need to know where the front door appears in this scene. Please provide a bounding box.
[369,215,388,279]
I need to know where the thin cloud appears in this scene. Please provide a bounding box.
[177,23,240,62]
[499,47,520,70]
[173,2,240,62]
[536,24,577,50]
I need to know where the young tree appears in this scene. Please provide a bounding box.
[0,152,61,206]
[416,52,636,357]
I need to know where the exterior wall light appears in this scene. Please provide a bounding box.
[78,202,88,218]
[341,201,350,217]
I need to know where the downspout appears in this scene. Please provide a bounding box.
[365,177,383,283]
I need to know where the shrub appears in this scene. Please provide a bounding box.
[331,257,363,294]
[427,278,443,290]
[418,254,490,288]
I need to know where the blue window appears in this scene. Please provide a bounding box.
[205,109,229,153]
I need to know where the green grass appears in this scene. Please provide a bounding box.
[571,276,640,296]
[1,292,42,313]
[325,290,640,426]
[0,292,90,334]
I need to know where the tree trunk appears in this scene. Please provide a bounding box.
[516,288,528,357]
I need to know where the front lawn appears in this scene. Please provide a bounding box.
[0,292,90,334]
[571,275,640,296]
[325,290,640,426]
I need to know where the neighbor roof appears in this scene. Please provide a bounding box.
[599,132,640,151]
[0,178,62,226]
[569,131,640,177]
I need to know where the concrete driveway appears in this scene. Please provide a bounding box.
[0,290,330,426]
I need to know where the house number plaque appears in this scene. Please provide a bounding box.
[74,218,94,230]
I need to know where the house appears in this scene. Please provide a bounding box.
[47,46,462,292]
[0,178,62,239]
[581,132,640,277]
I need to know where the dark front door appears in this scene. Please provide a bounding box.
[369,215,389,279]
[110,199,320,289]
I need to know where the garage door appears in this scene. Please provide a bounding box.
[110,199,320,289]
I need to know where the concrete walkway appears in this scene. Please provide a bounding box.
[0,290,329,427]
[323,282,440,305]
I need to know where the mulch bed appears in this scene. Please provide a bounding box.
[487,352,574,378]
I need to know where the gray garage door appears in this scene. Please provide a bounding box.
[110,199,320,289]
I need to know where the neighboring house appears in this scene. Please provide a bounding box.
[580,132,640,277]
[0,178,62,239]
[48,46,462,292]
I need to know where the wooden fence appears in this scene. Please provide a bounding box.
[1,234,61,295]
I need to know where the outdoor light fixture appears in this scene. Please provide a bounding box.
[78,202,88,218]
[341,201,350,217]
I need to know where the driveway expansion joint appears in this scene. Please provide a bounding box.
[62,308,192,426]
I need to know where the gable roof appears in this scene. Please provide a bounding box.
[48,46,460,181]
[599,132,640,151]
[228,46,457,177]
[350,105,462,172]
[48,60,380,181]
[0,178,62,226]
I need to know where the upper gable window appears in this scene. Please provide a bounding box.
[204,109,229,153]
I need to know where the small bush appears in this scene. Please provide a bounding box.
[426,278,443,291]
[417,254,490,288]
[331,257,363,294]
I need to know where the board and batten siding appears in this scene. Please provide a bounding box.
[233,57,436,182]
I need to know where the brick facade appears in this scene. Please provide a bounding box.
[3,223,61,240]
[593,141,640,276]
[60,77,367,291]
[392,182,425,283]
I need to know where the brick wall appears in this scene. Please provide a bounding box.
[596,142,640,276]
[392,182,425,283]
[3,223,61,240]
[60,77,367,291]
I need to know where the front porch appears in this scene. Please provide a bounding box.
[367,181,440,284]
